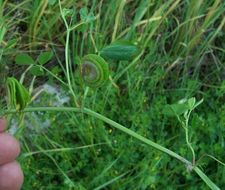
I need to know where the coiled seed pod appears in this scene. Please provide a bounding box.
[80,54,109,88]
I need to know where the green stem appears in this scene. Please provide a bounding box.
[3,106,220,190]
[5,107,190,165]
[194,167,220,190]
[184,111,196,165]
[65,30,79,106]
[65,30,71,87]
[185,127,196,165]
[58,0,79,107]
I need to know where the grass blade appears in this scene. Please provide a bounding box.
[194,167,220,190]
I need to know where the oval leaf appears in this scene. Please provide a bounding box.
[15,53,35,65]
[38,51,53,65]
[100,40,139,61]
[30,65,44,76]
[163,103,189,117]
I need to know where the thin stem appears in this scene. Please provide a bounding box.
[3,106,220,189]
[185,127,196,165]
[196,154,225,167]
[69,21,86,32]
[39,65,68,87]
[58,0,69,29]
[58,0,79,107]
[65,30,71,87]
[193,167,220,190]
[19,65,33,84]
[5,106,190,166]
[184,111,196,165]
[58,0,70,85]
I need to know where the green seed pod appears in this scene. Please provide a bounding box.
[6,77,30,110]
[80,54,109,88]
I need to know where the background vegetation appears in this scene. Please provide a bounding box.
[0,0,225,189]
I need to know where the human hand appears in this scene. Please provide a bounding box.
[0,118,23,190]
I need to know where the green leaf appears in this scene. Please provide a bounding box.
[162,105,175,116]
[78,7,95,32]
[15,54,35,65]
[100,40,139,61]
[188,97,196,109]
[80,7,88,21]
[194,167,220,190]
[37,51,53,65]
[0,26,6,43]
[48,0,56,5]
[193,99,204,109]
[62,8,73,18]
[86,12,95,23]
[30,65,44,76]
[163,102,189,117]
[171,103,189,115]
[5,39,17,49]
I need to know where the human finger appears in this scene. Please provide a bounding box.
[0,133,20,165]
[0,161,24,190]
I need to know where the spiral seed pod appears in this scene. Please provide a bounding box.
[80,54,109,88]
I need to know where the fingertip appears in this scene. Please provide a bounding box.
[0,161,24,190]
[0,133,21,165]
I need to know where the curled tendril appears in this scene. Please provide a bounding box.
[80,54,109,88]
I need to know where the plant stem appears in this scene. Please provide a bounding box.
[4,106,220,190]
[5,106,190,164]
[185,128,195,163]
[184,111,196,165]
[58,0,79,107]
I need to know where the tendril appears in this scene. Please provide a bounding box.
[80,54,109,88]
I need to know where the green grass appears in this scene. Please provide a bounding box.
[1,0,225,189]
